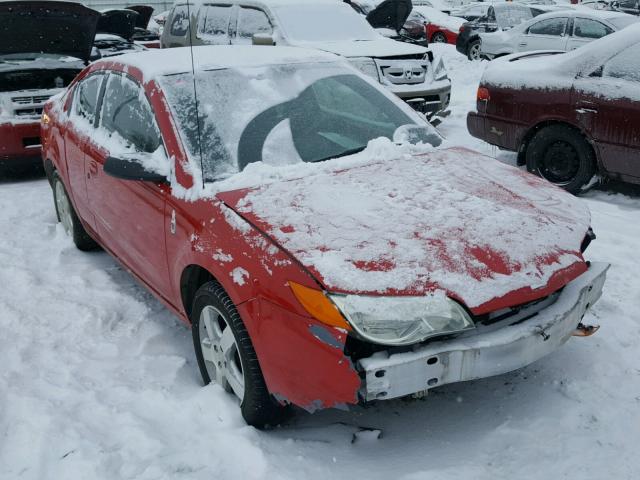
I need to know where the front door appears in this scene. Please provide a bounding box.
[573,46,640,181]
[85,72,173,300]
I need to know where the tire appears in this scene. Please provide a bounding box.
[52,172,99,251]
[191,281,286,428]
[432,32,447,43]
[525,125,596,195]
[467,39,482,61]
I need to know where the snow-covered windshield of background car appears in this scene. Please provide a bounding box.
[493,5,534,29]
[273,4,379,42]
[160,62,432,181]
[608,15,640,30]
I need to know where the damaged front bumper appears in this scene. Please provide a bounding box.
[358,262,609,402]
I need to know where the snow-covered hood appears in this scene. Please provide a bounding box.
[292,37,427,58]
[217,148,591,314]
[0,1,99,62]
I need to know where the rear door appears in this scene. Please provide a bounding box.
[64,72,106,225]
[517,16,569,52]
[196,4,235,44]
[573,46,640,180]
[84,73,173,299]
[231,5,273,44]
[566,17,613,50]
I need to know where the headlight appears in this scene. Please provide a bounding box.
[348,57,379,81]
[433,57,448,81]
[330,292,474,346]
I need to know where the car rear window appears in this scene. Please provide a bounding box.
[608,15,640,30]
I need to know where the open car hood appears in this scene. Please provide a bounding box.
[126,5,154,29]
[0,1,99,61]
[217,147,591,315]
[367,0,413,31]
[97,9,139,41]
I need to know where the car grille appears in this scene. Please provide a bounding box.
[375,59,428,85]
[10,93,53,118]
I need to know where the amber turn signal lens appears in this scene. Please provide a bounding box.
[41,112,50,124]
[477,87,490,102]
[289,282,351,331]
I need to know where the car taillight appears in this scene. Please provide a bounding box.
[477,87,490,102]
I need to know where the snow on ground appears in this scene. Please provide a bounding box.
[1,45,640,480]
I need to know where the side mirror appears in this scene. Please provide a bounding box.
[89,46,102,62]
[252,33,275,46]
[104,155,167,183]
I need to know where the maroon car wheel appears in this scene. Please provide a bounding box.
[526,125,596,195]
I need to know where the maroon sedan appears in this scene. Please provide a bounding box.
[467,25,640,194]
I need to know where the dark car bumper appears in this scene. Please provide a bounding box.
[0,120,43,164]
[467,110,525,151]
[392,79,452,116]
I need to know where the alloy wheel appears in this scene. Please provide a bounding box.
[469,42,481,61]
[55,180,74,235]
[199,305,245,402]
[432,32,447,43]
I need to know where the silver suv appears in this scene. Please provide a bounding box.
[161,0,451,117]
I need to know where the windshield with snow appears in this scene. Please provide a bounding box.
[273,4,379,42]
[160,62,437,181]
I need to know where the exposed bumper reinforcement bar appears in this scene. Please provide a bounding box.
[358,262,610,401]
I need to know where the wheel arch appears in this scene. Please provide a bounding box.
[180,264,221,321]
[43,158,56,186]
[518,119,600,171]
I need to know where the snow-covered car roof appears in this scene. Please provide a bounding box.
[483,22,640,88]
[173,0,338,6]
[99,45,343,80]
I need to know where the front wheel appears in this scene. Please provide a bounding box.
[467,39,482,61]
[191,281,286,428]
[52,172,98,251]
[525,125,596,195]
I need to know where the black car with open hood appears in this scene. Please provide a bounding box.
[366,0,413,32]
[97,9,139,41]
[127,5,161,43]
[0,1,100,62]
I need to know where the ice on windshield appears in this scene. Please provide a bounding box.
[273,4,379,43]
[159,62,427,182]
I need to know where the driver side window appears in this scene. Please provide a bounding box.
[99,74,162,154]
[527,17,568,36]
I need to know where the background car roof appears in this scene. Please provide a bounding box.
[95,45,343,80]
[530,7,636,22]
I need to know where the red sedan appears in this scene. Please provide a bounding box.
[42,46,607,427]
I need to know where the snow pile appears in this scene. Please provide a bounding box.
[224,144,590,309]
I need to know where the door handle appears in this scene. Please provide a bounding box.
[89,160,98,176]
[576,108,598,114]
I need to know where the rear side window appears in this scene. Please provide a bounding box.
[100,74,161,153]
[170,5,190,36]
[199,4,233,42]
[573,18,613,39]
[237,7,272,40]
[74,74,104,124]
[496,5,532,29]
[603,47,640,83]
[527,17,568,36]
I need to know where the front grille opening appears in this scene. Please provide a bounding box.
[15,107,44,117]
[22,137,41,148]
